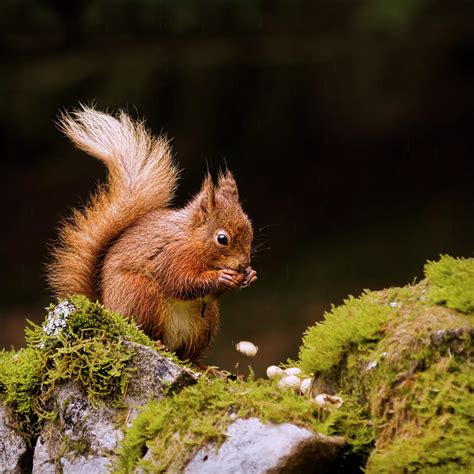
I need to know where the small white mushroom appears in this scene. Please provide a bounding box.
[366,360,377,371]
[314,394,327,406]
[314,393,344,409]
[284,367,303,376]
[278,375,301,392]
[235,341,258,357]
[266,365,284,379]
[300,377,312,396]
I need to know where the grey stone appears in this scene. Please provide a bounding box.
[31,343,198,472]
[185,417,345,474]
[32,437,55,474]
[32,383,128,471]
[56,383,123,453]
[0,404,28,474]
[61,455,111,474]
[123,342,198,406]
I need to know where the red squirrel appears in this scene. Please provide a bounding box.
[48,106,257,360]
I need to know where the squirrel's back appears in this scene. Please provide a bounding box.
[48,106,179,301]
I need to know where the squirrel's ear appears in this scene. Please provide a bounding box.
[194,174,216,219]
[217,169,239,202]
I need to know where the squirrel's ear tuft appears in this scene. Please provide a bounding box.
[194,173,216,220]
[217,169,239,202]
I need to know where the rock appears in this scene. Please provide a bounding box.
[33,437,112,474]
[61,456,111,473]
[185,417,345,474]
[32,343,198,473]
[32,383,121,474]
[123,342,198,406]
[31,437,55,474]
[0,404,28,474]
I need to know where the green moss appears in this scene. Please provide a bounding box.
[298,291,392,374]
[366,303,473,473]
[64,436,90,457]
[367,353,474,473]
[117,376,327,473]
[29,295,154,349]
[296,256,474,472]
[317,394,375,458]
[0,348,44,430]
[0,295,173,437]
[425,255,474,313]
[28,295,157,404]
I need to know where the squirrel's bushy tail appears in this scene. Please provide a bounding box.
[48,106,178,300]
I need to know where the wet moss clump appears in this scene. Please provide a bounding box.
[0,295,159,437]
[297,256,474,472]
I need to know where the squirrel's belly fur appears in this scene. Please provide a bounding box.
[163,296,218,359]
[48,106,255,361]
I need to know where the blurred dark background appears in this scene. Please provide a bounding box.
[2,0,473,375]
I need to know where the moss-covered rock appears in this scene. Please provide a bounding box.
[116,376,344,473]
[1,255,471,473]
[298,255,474,473]
[0,295,185,438]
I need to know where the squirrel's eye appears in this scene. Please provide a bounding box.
[216,233,229,246]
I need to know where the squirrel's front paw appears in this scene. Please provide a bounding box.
[240,267,257,288]
[217,268,245,290]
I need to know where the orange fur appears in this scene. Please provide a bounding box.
[48,106,256,360]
